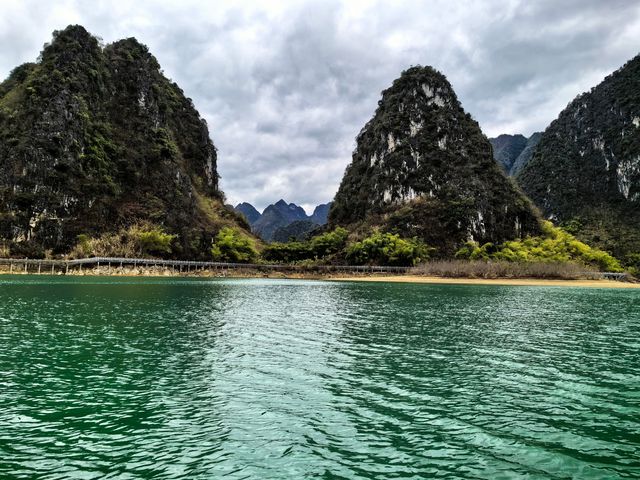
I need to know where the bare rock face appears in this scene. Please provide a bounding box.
[490,134,528,173]
[329,66,540,253]
[517,55,640,257]
[0,25,243,258]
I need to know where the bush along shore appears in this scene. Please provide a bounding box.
[0,221,636,283]
[0,256,634,285]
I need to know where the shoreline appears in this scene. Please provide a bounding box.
[1,265,637,288]
[332,275,640,288]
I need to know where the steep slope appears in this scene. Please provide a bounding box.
[0,25,245,258]
[489,134,528,173]
[234,202,261,224]
[489,133,542,176]
[517,55,640,257]
[510,132,542,176]
[329,66,540,253]
[309,202,332,224]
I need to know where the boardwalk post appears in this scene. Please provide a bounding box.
[51,263,54,274]
[65,263,69,275]
[38,262,41,274]
[10,263,13,273]
[24,260,27,273]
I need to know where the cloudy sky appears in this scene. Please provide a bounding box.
[1,0,639,212]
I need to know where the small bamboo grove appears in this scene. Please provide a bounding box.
[58,220,639,278]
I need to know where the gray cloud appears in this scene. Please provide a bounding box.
[1,0,639,212]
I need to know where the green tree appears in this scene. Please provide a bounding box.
[211,227,258,263]
[346,230,432,266]
[455,221,622,272]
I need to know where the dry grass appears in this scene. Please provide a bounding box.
[411,260,597,279]
[68,232,137,258]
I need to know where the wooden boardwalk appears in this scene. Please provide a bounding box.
[0,256,411,275]
[0,256,632,281]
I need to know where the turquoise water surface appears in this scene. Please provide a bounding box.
[0,276,639,479]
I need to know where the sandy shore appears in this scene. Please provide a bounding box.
[1,266,637,288]
[332,275,640,288]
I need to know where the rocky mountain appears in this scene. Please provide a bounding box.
[252,200,308,241]
[0,25,247,258]
[489,134,528,173]
[489,133,542,176]
[510,132,542,177]
[309,203,331,224]
[234,202,261,225]
[329,66,541,253]
[234,200,332,241]
[517,55,640,258]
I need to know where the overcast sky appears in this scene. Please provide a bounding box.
[1,0,639,212]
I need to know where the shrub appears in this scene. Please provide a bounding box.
[309,227,349,257]
[455,221,622,272]
[262,227,349,263]
[262,241,313,263]
[69,224,176,258]
[624,253,640,277]
[412,260,593,279]
[134,226,176,255]
[346,230,432,266]
[211,227,258,263]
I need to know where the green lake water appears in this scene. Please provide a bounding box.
[0,276,639,479]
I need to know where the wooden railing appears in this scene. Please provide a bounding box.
[0,257,411,275]
[0,257,632,281]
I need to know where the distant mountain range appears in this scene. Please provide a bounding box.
[233,200,331,241]
[489,133,542,176]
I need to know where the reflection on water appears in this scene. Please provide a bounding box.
[0,276,639,478]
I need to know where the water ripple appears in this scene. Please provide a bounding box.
[0,277,639,478]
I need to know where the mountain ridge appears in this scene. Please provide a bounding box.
[233,200,332,241]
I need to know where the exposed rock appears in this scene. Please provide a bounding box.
[510,132,542,177]
[489,134,528,173]
[517,55,640,257]
[329,65,540,253]
[0,25,246,258]
[234,202,261,225]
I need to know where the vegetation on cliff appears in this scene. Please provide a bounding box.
[455,222,622,272]
[329,66,541,255]
[517,55,640,262]
[210,227,259,263]
[0,25,249,259]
